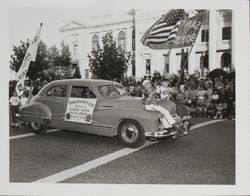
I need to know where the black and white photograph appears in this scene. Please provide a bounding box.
[0,0,250,195]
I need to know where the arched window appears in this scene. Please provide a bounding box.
[200,54,209,70]
[118,31,126,50]
[132,29,135,51]
[221,52,231,68]
[92,35,99,51]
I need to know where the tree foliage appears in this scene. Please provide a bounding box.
[88,34,131,82]
[10,40,49,81]
[10,40,73,81]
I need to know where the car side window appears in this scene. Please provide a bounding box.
[46,86,68,97]
[70,86,96,99]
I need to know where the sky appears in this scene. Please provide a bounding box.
[8,7,128,54]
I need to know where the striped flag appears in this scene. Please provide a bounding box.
[141,9,185,49]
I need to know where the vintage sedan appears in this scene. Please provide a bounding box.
[17,79,191,148]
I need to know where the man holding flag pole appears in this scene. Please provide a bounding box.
[10,23,42,127]
[15,23,43,97]
[140,9,207,135]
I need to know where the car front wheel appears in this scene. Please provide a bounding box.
[117,120,146,148]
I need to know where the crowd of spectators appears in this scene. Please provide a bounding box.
[122,68,235,119]
[9,68,235,127]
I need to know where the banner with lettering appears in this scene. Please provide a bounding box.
[15,23,42,96]
[171,11,208,48]
[64,98,97,124]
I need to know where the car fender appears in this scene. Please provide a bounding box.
[112,109,160,136]
[19,102,52,123]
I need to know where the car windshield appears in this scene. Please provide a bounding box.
[113,83,129,97]
[98,84,128,98]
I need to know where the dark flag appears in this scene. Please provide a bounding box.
[141,9,185,49]
[171,11,208,48]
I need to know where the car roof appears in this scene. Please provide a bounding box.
[48,79,115,87]
[38,79,118,97]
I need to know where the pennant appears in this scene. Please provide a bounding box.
[15,23,42,96]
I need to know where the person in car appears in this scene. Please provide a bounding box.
[141,79,175,129]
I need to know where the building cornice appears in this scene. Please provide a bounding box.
[60,18,133,32]
[89,19,133,28]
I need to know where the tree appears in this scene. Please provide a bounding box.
[59,42,71,68]
[10,40,29,72]
[46,45,61,81]
[10,39,49,81]
[88,34,131,82]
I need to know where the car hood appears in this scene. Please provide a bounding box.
[98,96,176,115]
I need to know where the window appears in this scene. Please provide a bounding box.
[201,29,209,42]
[70,86,96,99]
[73,44,78,56]
[85,69,89,79]
[221,52,231,68]
[98,85,120,98]
[92,35,99,51]
[146,59,151,74]
[164,55,169,73]
[46,86,68,97]
[222,27,231,40]
[114,83,129,96]
[200,54,209,69]
[118,31,126,50]
[132,29,135,51]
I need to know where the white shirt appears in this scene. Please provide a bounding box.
[20,97,29,106]
[158,86,171,100]
[9,96,19,106]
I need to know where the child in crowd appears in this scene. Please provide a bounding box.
[211,90,219,104]
[9,90,20,127]
[20,92,29,106]
[206,103,216,118]
[214,103,223,119]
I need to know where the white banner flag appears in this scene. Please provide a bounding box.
[15,23,42,96]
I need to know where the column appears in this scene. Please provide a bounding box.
[169,49,177,74]
[209,10,217,70]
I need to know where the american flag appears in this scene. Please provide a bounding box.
[141,9,185,49]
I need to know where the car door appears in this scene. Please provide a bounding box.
[63,85,101,135]
[39,85,69,129]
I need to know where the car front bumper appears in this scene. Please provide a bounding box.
[145,117,191,140]
[145,129,178,139]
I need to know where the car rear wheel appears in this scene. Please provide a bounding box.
[117,120,146,148]
[29,121,48,135]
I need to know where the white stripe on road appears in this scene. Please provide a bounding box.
[33,141,156,183]
[10,129,60,140]
[33,119,225,183]
[190,119,225,130]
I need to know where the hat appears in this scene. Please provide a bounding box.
[142,79,151,87]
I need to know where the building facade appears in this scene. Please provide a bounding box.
[60,9,232,79]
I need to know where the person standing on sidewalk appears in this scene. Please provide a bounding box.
[9,90,20,127]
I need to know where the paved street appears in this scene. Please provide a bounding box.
[9,118,235,184]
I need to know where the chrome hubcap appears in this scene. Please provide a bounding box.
[121,123,139,143]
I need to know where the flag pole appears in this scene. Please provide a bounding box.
[180,10,186,84]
